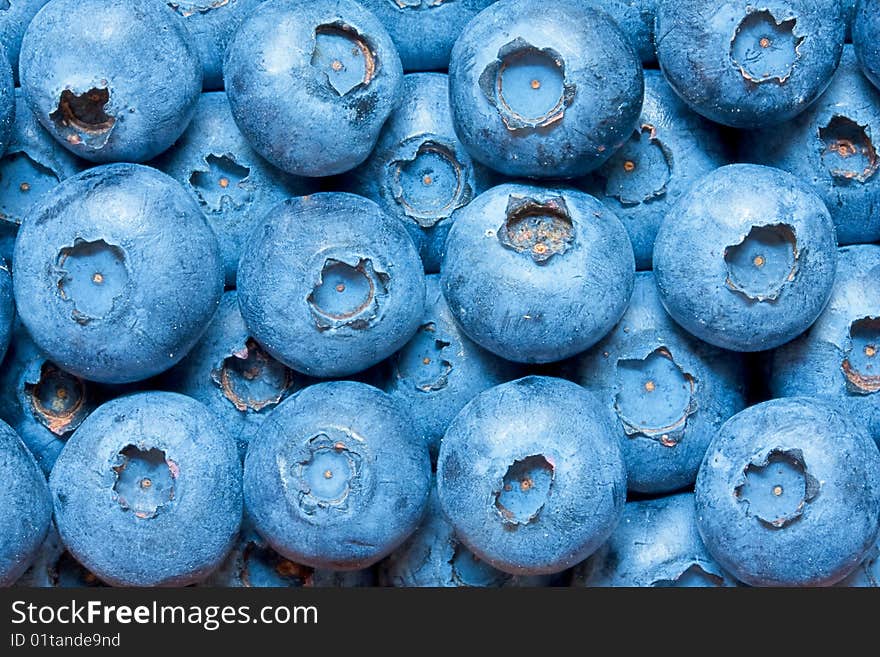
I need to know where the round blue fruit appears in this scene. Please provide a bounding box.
[50,392,242,587]
[695,397,880,586]
[653,164,837,352]
[854,0,880,92]
[437,376,627,575]
[14,163,223,383]
[441,183,634,363]
[244,381,431,570]
[0,44,12,158]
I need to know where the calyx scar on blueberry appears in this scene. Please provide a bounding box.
[24,362,88,436]
[842,317,880,394]
[498,194,573,263]
[311,23,376,97]
[112,445,178,520]
[494,454,554,526]
[730,9,805,85]
[211,337,294,412]
[724,223,799,302]
[49,87,116,149]
[56,238,129,324]
[296,434,362,515]
[600,124,672,206]
[189,154,252,211]
[479,38,576,131]
[307,257,389,331]
[734,448,820,529]
[819,115,879,183]
[394,322,454,392]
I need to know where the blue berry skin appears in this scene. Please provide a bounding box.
[381,481,565,587]
[205,516,376,587]
[0,0,49,85]
[574,273,747,494]
[655,0,845,128]
[653,164,837,352]
[437,376,627,575]
[854,0,880,91]
[161,291,310,459]
[151,92,313,286]
[0,89,85,266]
[238,193,425,378]
[583,0,657,65]
[695,397,880,587]
[14,523,105,587]
[0,45,12,157]
[572,493,739,587]
[580,70,729,270]
[838,537,879,587]
[0,420,51,586]
[740,48,880,246]
[0,263,12,358]
[378,275,521,458]
[354,0,495,72]
[244,381,431,570]
[770,246,880,447]
[50,392,243,587]
[19,0,202,163]
[441,183,635,364]
[13,163,224,384]
[345,73,493,273]
[163,0,265,91]
[448,0,643,179]
[224,0,403,177]
[0,323,100,475]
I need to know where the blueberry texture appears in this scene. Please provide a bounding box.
[442,184,634,363]
[378,275,520,458]
[163,0,265,91]
[238,193,425,378]
[0,45,12,157]
[741,48,880,245]
[162,291,310,459]
[355,0,495,72]
[572,493,738,587]
[381,481,564,587]
[655,0,845,128]
[0,89,85,265]
[437,376,627,575]
[0,0,49,85]
[448,0,643,178]
[244,381,431,570]
[0,263,12,359]
[770,245,880,446]
[345,73,493,273]
[838,536,879,587]
[581,69,729,270]
[13,164,223,383]
[50,392,242,586]
[695,397,880,586]
[854,0,880,91]
[20,0,202,163]
[582,0,657,65]
[0,323,100,474]
[653,164,837,352]
[574,273,747,494]
[14,523,104,587]
[152,92,312,286]
[0,420,51,586]
[224,0,403,176]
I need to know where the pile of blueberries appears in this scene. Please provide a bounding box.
[2,0,880,590]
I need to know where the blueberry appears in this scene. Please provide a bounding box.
[0,0,49,85]
[854,0,880,91]
[345,73,493,273]
[244,381,431,570]
[770,245,880,446]
[0,323,100,474]
[377,275,520,459]
[583,0,657,65]
[448,0,643,178]
[161,291,310,459]
[695,397,880,586]
[574,272,748,494]
[653,164,837,352]
[441,183,634,363]
[0,419,51,586]
[206,516,376,587]
[580,69,729,270]
[655,0,845,128]
[381,481,565,587]
[14,523,104,587]
[223,0,403,176]
[13,163,224,383]
[572,493,739,587]
[163,0,265,91]
[50,392,242,586]
[0,262,12,359]
[354,0,495,72]
[0,44,12,157]
[20,0,202,162]
[437,376,626,575]
[740,48,880,245]
[152,92,313,286]
[0,89,85,266]
[237,192,425,378]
